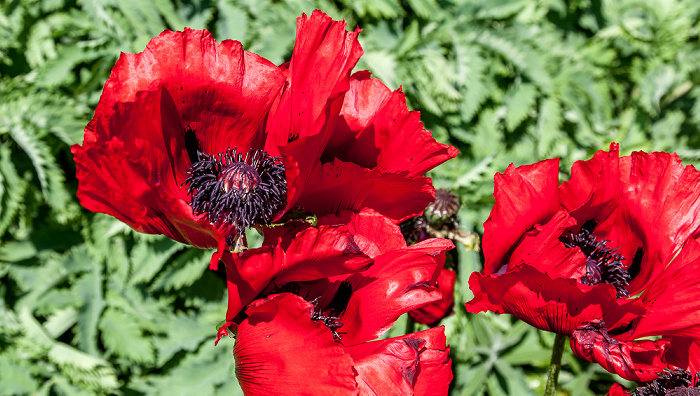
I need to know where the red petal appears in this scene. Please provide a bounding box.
[233,294,358,395]
[465,265,645,336]
[315,208,408,257]
[72,86,221,249]
[265,10,363,210]
[409,268,457,326]
[570,319,671,382]
[607,383,629,396]
[629,239,700,339]
[483,158,561,274]
[224,224,371,323]
[325,76,458,176]
[89,28,283,156]
[347,327,452,396]
[296,159,435,223]
[337,238,453,345]
[621,150,700,291]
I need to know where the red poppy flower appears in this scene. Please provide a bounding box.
[466,144,700,337]
[409,267,456,326]
[229,293,452,396]
[221,208,454,332]
[72,10,457,267]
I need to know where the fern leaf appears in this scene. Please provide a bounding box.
[505,82,537,131]
[129,235,184,284]
[73,267,105,355]
[535,97,563,156]
[99,308,155,364]
[151,248,210,292]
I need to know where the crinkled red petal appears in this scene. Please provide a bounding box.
[315,208,409,257]
[336,238,453,345]
[224,223,371,324]
[570,319,672,382]
[325,75,458,176]
[409,268,457,326]
[629,239,700,339]
[89,28,283,157]
[346,327,452,396]
[620,149,700,292]
[265,10,363,212]
[466,265,645,336]
[295,159,435,223]
[483,158,561,273]
[72,86,221,249]
[233,294,358,396]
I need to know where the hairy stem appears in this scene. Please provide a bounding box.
[544,333,567,396]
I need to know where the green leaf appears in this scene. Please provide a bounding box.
[99,308,155,364]
[504,82,537,131]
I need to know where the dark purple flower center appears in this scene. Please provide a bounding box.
[183,147,287,247]
[633,369,700,396]
[561,227,631,298]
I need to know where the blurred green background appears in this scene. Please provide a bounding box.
[2,0,699,394]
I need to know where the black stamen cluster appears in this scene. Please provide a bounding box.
[562,228,631,298]
[183,148,287,234]
[633,369,700,396]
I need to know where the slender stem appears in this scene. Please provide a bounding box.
[544,333,567,396]
[404,315,415,335]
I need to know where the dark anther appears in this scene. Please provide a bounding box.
[184,129,201,165]
[633,369,700,396]
[183,147,287,244]
[561,228,631,298]
[309,297,345,341]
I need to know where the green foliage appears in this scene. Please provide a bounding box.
[2,0,699,393]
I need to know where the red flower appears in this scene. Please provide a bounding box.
[409,267,456,326]
[72,10,457,267]
[221,208,454,331]
[466,143,700,337]
[229,293,452,396]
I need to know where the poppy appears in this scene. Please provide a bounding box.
[220,208,454,330]
[228,290,452,395]
[72,10,457,268]
[466,143,700,337]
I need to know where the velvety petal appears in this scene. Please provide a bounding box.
[89,28,284,158]
[607,383,629,396]
[409,268,457,326]
[72,86,221,249]
[325,75,458,176]
[620,150,700,292]
[466,265,645,336]
[265,10,363,211]
[315,208,409,257]
[506,209,584,279]
[559,143,621,221]
[336,238,453,345]
[347,327,452,396]
[224,224,372,324]
[233,294,358,396]
[629,239,700,339]
[570,319,671,382]
[296,159,435,223]
[483,158,561,274]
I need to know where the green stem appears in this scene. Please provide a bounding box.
[544,333,567,396]
[404,315,415,335]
